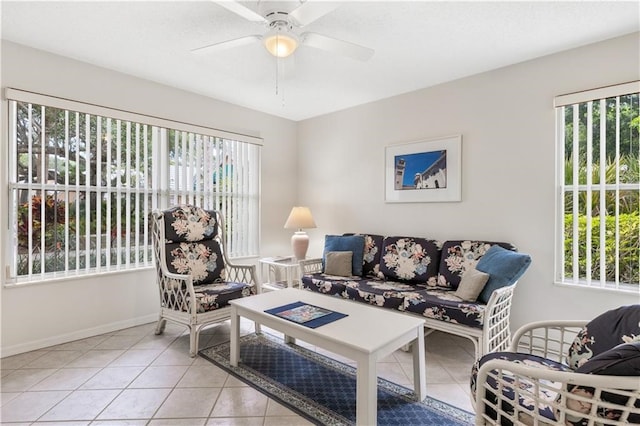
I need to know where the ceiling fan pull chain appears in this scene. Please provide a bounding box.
[275,49,279,96]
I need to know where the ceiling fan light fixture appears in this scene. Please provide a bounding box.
[264,30,298,58]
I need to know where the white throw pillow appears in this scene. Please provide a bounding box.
[324,251,353,277]
[454,266,490,302]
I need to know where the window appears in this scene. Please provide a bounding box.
[555,81,639,291]
[6,88,261,284]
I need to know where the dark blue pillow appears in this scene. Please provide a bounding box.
[476,245,531,303]
[576,341,640,376]
[323,235,365,276]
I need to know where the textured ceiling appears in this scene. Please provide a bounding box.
[2,1,639,121]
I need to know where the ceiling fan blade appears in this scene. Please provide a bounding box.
[301,32,374,61]
[289,2,339,27]
[191,35,261,54]
[214,1,266,23]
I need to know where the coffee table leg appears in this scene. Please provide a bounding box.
[230,305,240,367]
[356,356,377,426]
[412,327,427,401]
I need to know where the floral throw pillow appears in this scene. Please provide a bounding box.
[437,240,516,289]
[163,205,217,243]
[379,236,441,283]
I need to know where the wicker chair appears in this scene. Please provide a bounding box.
[151,205,258,357]
[471,305,640,425]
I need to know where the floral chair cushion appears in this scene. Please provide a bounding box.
[556,341,640,425]
[402,287,485,328]
[567,304,640,370]
[470,352,572,426]
[437,240,516,290]
[163,205,217,243]
[165,239,226,285]
[164,281,254,313]
[379,236,441,283]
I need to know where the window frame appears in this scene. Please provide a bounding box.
[5,88,262,286]
[554,81,639,292]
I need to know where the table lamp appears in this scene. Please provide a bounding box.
[284,206,317,260]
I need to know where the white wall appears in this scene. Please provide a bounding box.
[0,41,297,356]
[297,32,640,330]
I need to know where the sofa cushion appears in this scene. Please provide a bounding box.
[438,240,516,290]
[454,266,490,302]
[324,251,353,277]
[343,279,417,310]
[476,244,531,303]
[301,273,351,296]
[361,234,385,278]
[323,235,365,276]
[165,239,226,285]
[163,205,217,243]
[567,304,640,370]
[379,236,441,283]
[403,287,486,329]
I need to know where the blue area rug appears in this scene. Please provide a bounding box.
[200,333,474,425]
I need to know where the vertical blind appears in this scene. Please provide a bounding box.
[6,88,261,284]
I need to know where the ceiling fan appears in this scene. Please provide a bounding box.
[192,1,374,61]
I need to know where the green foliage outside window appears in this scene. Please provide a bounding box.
[564,212,639,285]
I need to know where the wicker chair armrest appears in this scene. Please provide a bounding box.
[299,258,323,274]
[508,319,589,362]
[475,358,640,425]
[224,263,258,287]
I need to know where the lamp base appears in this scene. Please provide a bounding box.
[291,231,309,260]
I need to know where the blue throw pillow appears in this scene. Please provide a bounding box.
[323,235,365,276]
[476,245,531,303]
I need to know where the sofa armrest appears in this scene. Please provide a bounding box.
[474,358,640,426]
[299,258,323,274]
[481,283,517,355]
[508,319,588,363]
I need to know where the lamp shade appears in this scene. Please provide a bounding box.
[284,207,316,230]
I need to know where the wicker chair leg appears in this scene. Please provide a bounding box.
[155,318,167,335]
[189,326,200,358]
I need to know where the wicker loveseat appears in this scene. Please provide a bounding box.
[151,205,258,357]
[471,305,640,425]
[300,234,531,358]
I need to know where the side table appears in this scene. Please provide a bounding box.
[259,256,303,292]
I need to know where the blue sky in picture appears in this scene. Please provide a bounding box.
[396,150,443,186]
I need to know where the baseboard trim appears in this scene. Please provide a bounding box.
[1,313,160,358]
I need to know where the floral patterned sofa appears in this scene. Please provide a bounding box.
[300,234,531,358]
[470,304,640,425]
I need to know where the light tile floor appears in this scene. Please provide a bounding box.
[1,319,476,425]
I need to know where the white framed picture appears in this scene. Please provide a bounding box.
[385,134,462,203]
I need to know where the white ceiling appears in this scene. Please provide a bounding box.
[2,1,639,121]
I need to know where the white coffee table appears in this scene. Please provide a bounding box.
[229,288,427,426]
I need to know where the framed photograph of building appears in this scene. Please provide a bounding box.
[385,135,462,203]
